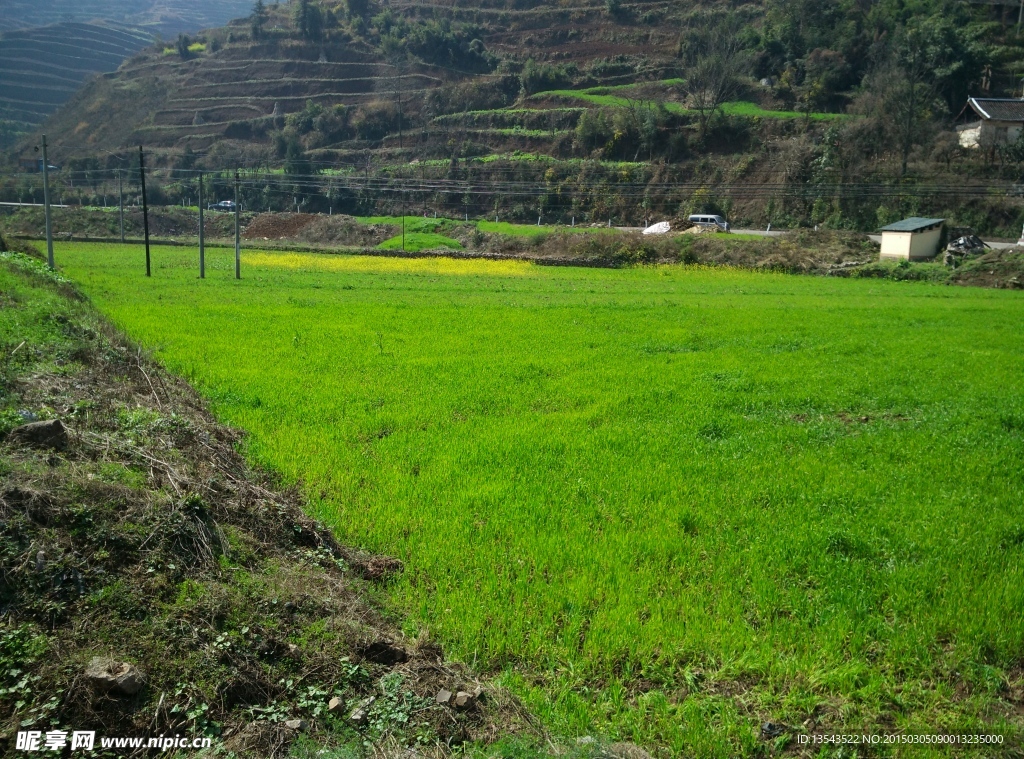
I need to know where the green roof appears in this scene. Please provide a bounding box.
[878,217,945,233]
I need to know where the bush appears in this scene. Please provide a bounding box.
[352,101,399,140]
[520,59,578,95]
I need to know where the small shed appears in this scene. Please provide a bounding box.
[878,217,945,261]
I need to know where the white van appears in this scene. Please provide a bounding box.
[688,214,730,232]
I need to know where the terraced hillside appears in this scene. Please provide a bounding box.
[29,0,697,161]
[12,0,1024,233]
[0,0,253,37]
[0,23,152,143]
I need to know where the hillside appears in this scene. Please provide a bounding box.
[0,0,253,37]
[9,0,1024,233]
[0,24,153,149]
[31,0,687,160]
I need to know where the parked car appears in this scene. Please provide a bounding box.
[688,214,730,232]
[209,200,236,211]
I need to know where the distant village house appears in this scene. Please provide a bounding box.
[957,97,1024,149]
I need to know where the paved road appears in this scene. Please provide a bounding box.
[731,228,787,237]
[628,225,1019,249]
[865,234,1018,250]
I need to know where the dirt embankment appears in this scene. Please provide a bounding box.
[949,248,1024,289]
[0,206,240,241]
[0,245,538,757]
[242,213,398,247]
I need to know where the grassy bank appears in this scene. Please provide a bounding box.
[53,242,1024,756]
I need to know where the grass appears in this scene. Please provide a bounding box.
[54,242,1024,757]
[355,214,615,239]
[532,88,844,121]
[376,232,463,252]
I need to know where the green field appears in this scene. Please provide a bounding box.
[530,89,844,121]
[55,243,1024,756]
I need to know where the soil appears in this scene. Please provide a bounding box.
[297,215,398,247]
[240,213,399,247]
[0,250,537,757]
[241,212,318,240]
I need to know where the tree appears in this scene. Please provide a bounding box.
[865,25,942,178]
[251,0,268,40]
[345,0,368,19]
[679,12,750,140]
[293,0,322,40]
[176,33,191,58]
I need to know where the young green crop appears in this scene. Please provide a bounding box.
[55,243,1024,756]
[376,232,463,252]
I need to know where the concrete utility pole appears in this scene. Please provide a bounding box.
[139,146,151,277]
[234,170,241,279]
[198,171,205,278]
[117,169,124,243]
[40,135,54,269]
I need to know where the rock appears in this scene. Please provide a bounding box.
[435,688,453,705]
[453,691,475,710]
[359,641,408,665]
[349,696,375,725]
[85,657,143,696]
[327,696,343,713]
[8,419,68,451]
[284,719,307,731]
[761,722,787,739]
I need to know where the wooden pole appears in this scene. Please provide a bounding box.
[117,169,124,243]
[139,146,150,277]
[234,170,240,279]
[41,135,54,269]
[198,171,205,278]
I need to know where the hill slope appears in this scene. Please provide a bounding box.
[0,0,253,37]
[0,23,153,148]
[12,0,1024,234]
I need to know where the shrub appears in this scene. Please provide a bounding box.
[352,101,399,141]
[520,59,578,95]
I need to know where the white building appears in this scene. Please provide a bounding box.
[878,217,945,261]
[957,98,1024,149]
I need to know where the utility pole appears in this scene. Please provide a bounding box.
[198,171,205,278]
[139,146,151,277]
[234,170,240,279]
[40,135,54,269]
[117,169,124,243]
